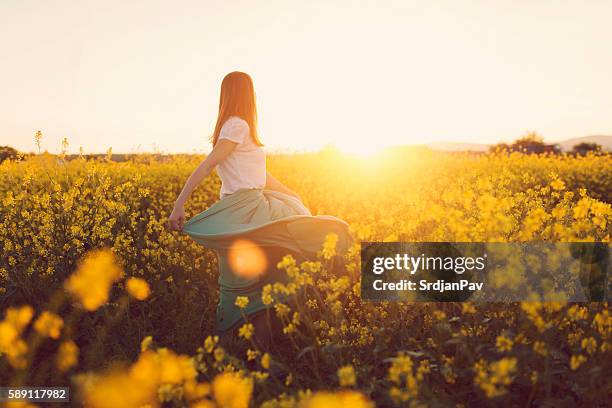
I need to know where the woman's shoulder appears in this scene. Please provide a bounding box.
[222,116,249,131]
[219,116,250,143]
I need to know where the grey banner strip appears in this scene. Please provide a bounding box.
[0,387,70,402]
[360,242,610,302]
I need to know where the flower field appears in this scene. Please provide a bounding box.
[0,148,610,407]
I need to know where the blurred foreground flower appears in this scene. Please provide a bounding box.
[0,305,34,368]
[65,248,124,310]
[212,372,253,408]
[56,340,79,371]
[77,347,196,408]
[126,277,151,300]
[300,390,373,408]
[34,311,64,339]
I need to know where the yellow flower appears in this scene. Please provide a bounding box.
[580,337,597,355]
[337,364,357,387]
[496,335,513,352]
[204,335,218,353]
[462,303,476,314]
[184,380,211,401]
[533,341,548,356]
[140,335,153,352]
[262,284,274,305]
[433,310,446,320]
[234,296,250,309]
[214,347,225,362]
[319,232,339,260]
[191,400,216,408]
[261,352,271,369]
[126,277,150,300]
[246,348,260,361]
[0,305,34,349]
[474,357,517,398]
[0,305,34,368]
[57,340,79,371]
[573,198,591,219]
[550,178,566,190]
[238,323,255,340]
[5,339,29,369]
[5,306,35,331]
[156,348,197,384]
[283,323,296,334]
[593,310,610,336]
[570,354,586,370]
[302,390,373,408]
[551,205,567,219]
[5,401,40,408]
[65,248,124,311]
[388,354,413,385]
[0,322,18,350]
[285,372,293,386]
[78,348,198,408]
[34,311,64,339]
[567,305,588,321]
[277,254,296,270]
[212,372,253,408]
[274,303,291,318]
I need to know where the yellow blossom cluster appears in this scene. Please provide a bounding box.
[0,306,34,368]
[65,248,124,311]
[387,353,430,402]
[1,148,611,406]
[474,357,517,398]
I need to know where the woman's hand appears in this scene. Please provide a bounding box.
[167,204,186,231]
[167,139,237,231]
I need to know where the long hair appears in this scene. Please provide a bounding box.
[211,71,263,146]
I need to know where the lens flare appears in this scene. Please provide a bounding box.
[228,239,268,279]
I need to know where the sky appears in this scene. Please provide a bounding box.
[1,0,611,154]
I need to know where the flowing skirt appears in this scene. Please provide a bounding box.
[182,188,351,331]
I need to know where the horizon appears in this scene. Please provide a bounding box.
[11,132,611,155]
[2,0,612,154]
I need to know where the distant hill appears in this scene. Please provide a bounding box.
[426,136,612,152]
[554,135,612,152]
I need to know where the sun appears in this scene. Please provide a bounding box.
[334,142,385,158]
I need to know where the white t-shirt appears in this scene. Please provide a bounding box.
[216,116,266,198]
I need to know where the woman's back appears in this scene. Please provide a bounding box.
[215,116,266,198]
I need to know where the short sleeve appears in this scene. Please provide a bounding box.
[218,117,249,144]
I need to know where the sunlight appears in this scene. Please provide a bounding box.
[334,141,386,158]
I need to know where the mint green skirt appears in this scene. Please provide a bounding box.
[182,188,351,331]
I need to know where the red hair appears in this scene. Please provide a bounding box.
[211,71,263,146]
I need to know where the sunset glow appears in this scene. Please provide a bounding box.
[1,0,611,154]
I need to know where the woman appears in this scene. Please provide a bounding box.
[168,71,350,351]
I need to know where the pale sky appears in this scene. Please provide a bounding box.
[1,0,611,154]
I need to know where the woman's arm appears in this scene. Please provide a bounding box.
[266,172,301,201]
[167,140,237,231]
